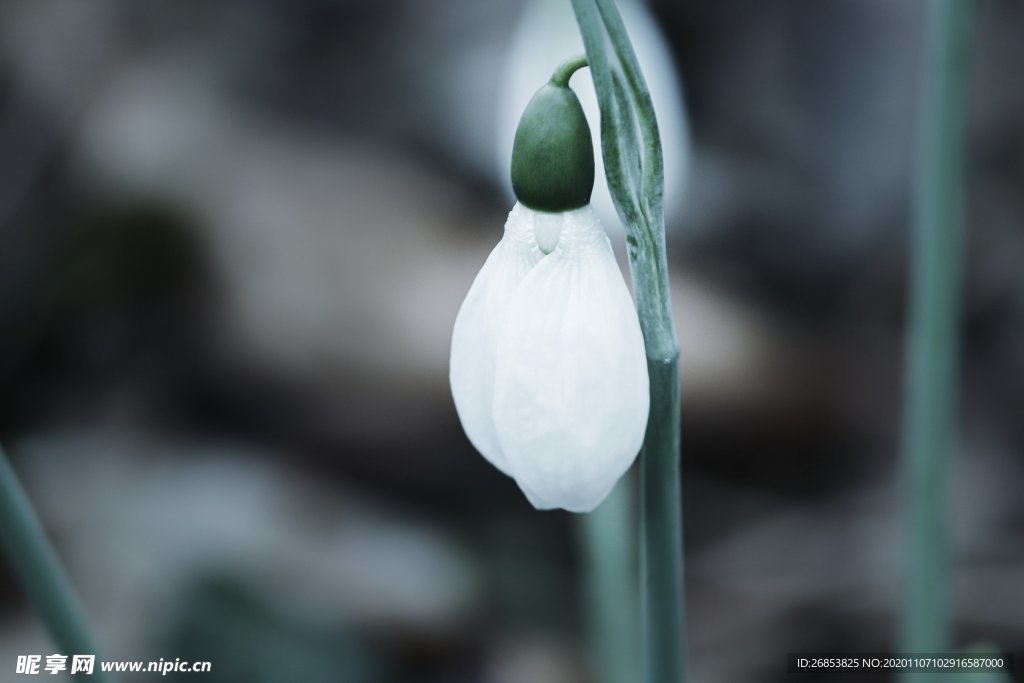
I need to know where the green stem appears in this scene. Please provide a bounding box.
[550,54,589,88]
[900,0,973,671]
[569,1,684,681]
[640,354,683,683]
[580,473,639,683]
[0,443,116,683]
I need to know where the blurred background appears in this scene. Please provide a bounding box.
[1,0,1022,681]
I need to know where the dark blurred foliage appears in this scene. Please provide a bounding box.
[0,1,1022,681]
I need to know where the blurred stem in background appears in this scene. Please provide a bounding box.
[580,474,638,683]
[900,0,973,672]
[570,1,685,681]
[0,443,116,683]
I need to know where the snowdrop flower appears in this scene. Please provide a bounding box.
[451,59,649,513]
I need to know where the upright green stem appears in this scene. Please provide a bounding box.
[0,444,116,683]
[900,0,973,670]
[569,1,684,681]
[579,474,639,683]
[640,354,683,683]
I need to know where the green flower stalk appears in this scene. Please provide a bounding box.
[900,0,974,672]
[0,443,116,683]
[580,478,639,683]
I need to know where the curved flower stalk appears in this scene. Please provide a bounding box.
[451,60,649,513]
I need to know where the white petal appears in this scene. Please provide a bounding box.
[450,204,542,474]
[492,206,649,512]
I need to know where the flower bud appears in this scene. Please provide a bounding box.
[511,80,595,213]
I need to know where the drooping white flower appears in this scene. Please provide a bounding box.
[450,202,649,513]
